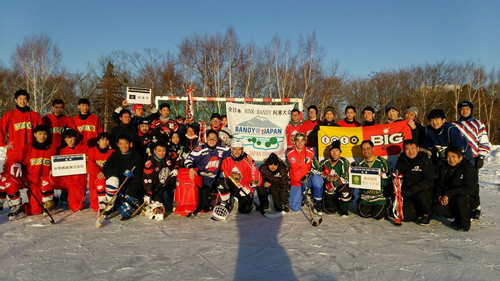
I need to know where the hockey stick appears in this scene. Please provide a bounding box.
[392,172,403,226]
[19,178,56,225]
[227,176,267,217]
[95,166,136,228]
[303,188,322,227]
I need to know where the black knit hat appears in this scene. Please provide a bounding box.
[330,139,341,152]
[458,100,474,112]
[385,100,400,113]
[324,106,335,115]
[137,117,150,125]
[266,153,280,165]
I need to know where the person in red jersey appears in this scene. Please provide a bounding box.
[1,125,56,218]
[300,105,319,148]
[285,109,302,150]
[0,90,43,173]
[73,98,103,148]
[87,132,115,212]
[337,105,361,127]
[50,128,88,212]
[43,99,77,148]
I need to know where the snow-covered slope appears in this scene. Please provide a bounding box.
[0,147,499,280]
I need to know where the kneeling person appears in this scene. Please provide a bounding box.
[257,153,290,212]
[103,134,144,220]
[142,142,173,220]
[321,140,352,216]
[215,141,261,218]
[395,139,434,225]
[354,140,390,220]
[433,146,479,232]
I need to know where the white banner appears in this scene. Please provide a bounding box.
[127,87,152,105]
[349,166,381,190]
[51,154,87,177]
[227,102,295,161]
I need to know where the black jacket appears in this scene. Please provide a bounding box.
[309,120,340,148]
[435,160,479,200]
[103,148,144,188]
[395,151,434,197]
[259,158,289,188]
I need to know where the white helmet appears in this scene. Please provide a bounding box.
[231,140,244,149]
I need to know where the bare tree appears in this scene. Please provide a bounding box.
[11,33,65,115]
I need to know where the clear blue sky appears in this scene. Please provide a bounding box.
[1,1,499,76]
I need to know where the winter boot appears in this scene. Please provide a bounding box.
[313,201,323,215]
[419,214,431,226]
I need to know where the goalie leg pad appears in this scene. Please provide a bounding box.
[105,177,120,202]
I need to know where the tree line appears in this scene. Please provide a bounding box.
[1,30,499,142]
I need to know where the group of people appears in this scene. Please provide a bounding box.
[0,89,490,232]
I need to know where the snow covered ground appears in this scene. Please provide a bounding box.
[1,147,500,281]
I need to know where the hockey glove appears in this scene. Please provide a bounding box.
[143,195,151,204]
[476,157,484,170]
[10,163,22,177]
[123,169,134,179]
[169,169,178,177]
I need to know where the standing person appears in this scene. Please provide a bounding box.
[353,140,390,220]
[300,105,319,148]
[151,103,181,138]
[217,141,262,216]
[185,130,231,213]
[453,100,490,219]
[362,106,378,126]
[73,98,103,149]
[183,125,200,154]
[257,153,290,212]
[134,117,162,159]
[385,100,404,123]
[102,135,144,220]
[110,109,138,148]
[285,109,302,150]
[286,133,323,213]
[0,90,43,174]
[321,140,352,216]
[1,125,56,218]
[453,101,491,170]
[433,146,479,232]
[404,106,426,148]
[309,106,340,158]
[87,132,114,212]
[209,113,232,147]
[112,100,158,125]
[424,109,473,167]
[42,99,77,148]
[395,140,434,225]
[51,128,88,212]
[337,106,361,127]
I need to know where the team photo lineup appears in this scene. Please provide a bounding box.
[0,89,489,232]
